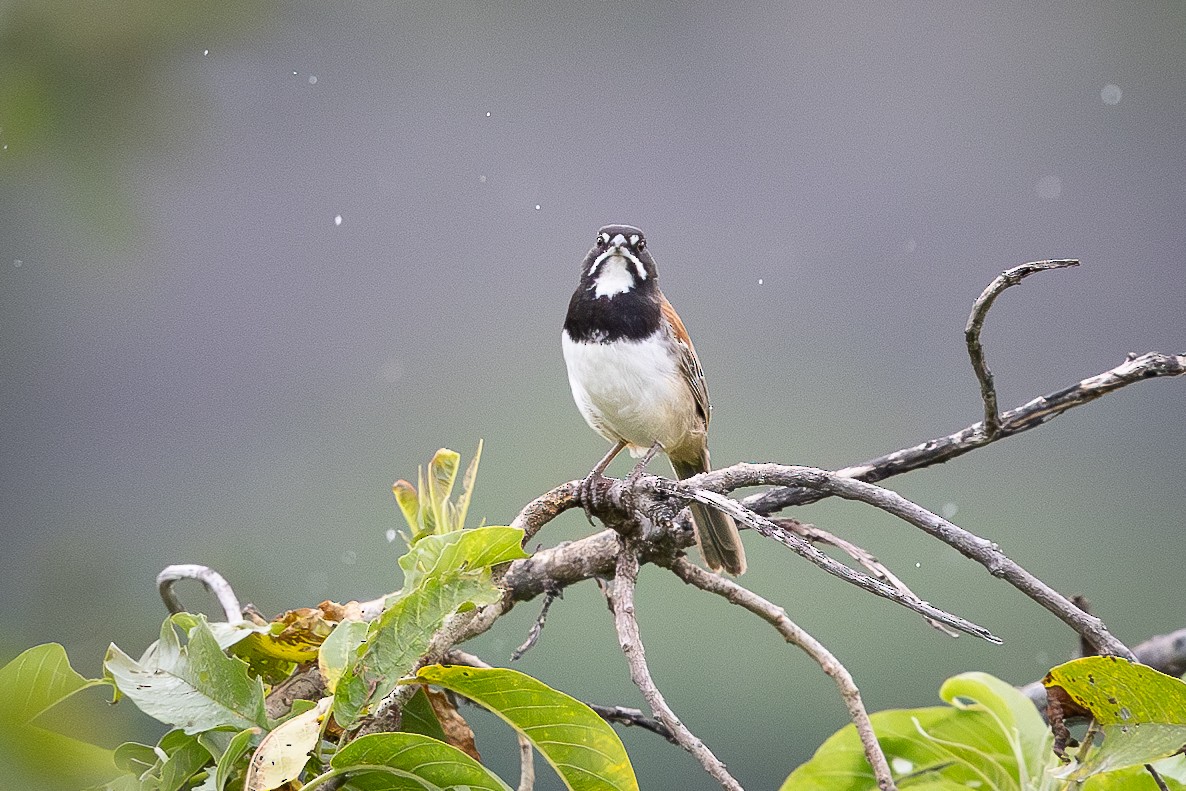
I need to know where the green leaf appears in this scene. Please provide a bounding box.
[244,696,331,791]
[427,447,461,532]
[413,665,639,791]
[0,643,119,789]
[328,732,512,790]
[398,687,448,743]
[0,643,108,725]
[417,465,435,537]
[1082,762,1186,790]
[392,479,421,536]
[333,526,529,727]
[939,671,1052,787]
[104,614,268,734]
[214,728,261,791]
[317,618,369,694]
[156,729,214,791]
[398,526,529,593]
[782,672,1059,791]
[453,440,483,531]
[1045,656,1186,779]
[332,570,502,726]
[113,741,157,775]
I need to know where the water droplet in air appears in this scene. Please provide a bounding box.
[13,259,22,268]
[334,214,342,226]
[308,75,318,84]
[341,550,357,565]
[1035,175,1062,201]
[757,278,763,285]
[486,111,491,117]
[203,49,209,56]
[479,174,487,183]
[941,502,959,519]
[1100,84,1122,105]
[915,562,922,568]
[385,528,397,543]
[534,204,541,210]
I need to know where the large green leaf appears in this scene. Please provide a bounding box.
[1045,656,1186,779]
[326,732,512,791]
[104,614,268,734]
[0,643,108,724]
[333,527,529,727]
[413,665,638,791]
[0,643,118,789]
[782,671,1059,791]
[399,687,449,743]
[398,526,529,592]
[317,618,369,694]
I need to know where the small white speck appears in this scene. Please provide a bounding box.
[334,214,342,226]
[757,278,764,285]
[2,145,7,151]
[203,49,209,56]
[904,237,917,254]
[13,259,22,268]
[479,174,487,183]
[308,75,318,84]
[1035,175,1062,201]
[534,204,541,210]
[940,502,959,519]
[292,70,298,75]
[486,111,491,117]
[385,528,397,543]
[341,550,357,565]
[915,562,922,568]
[1100,84,1122,106]
[890,757,914,774]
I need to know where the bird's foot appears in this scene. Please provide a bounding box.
[579,470,610,526]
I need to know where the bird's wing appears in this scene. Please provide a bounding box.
[659,294,712,426]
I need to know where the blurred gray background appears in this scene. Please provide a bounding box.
[1,1,1183,788]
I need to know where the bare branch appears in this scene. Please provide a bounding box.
[774,517,959,638]
[965,259,1080,438]
[586,703,678,744]
[607,542,743,791]
[517,733,535,791]
[664,557,896,791]
[643,479,1000,643]
[511,585,561,661]
[746,351,1186,514]
[670,466,1134,659]
[157,564,243,622]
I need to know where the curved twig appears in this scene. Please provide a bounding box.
[607,542,743,791]
[157,564,243,622]
[664,557,896,791]
[773,517,959,638]
[586,703,678,743]
[965,259,1080,438]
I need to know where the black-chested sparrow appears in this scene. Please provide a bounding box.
[561,224,746,575]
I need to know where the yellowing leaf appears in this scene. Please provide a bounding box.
[244,696,331,791]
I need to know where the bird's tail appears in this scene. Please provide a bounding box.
[671,451,747,575]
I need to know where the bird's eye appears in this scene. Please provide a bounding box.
[595,235,606,248]
[636,238,646,251]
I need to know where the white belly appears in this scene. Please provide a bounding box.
[561,331,698,456]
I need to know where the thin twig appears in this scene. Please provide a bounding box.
[965,259,1080,438]
[607,543,743,791]
[745,351,1186,514]
[668,466,1134,659]
[664,557,896,791]
[644,479,999,643]
[774,517,959,638]
[511,586,560,661]
[586,704,678,744]
[157,564,243,622]
[1147,764,1171,791]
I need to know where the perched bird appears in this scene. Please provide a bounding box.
[561,224,746,575]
